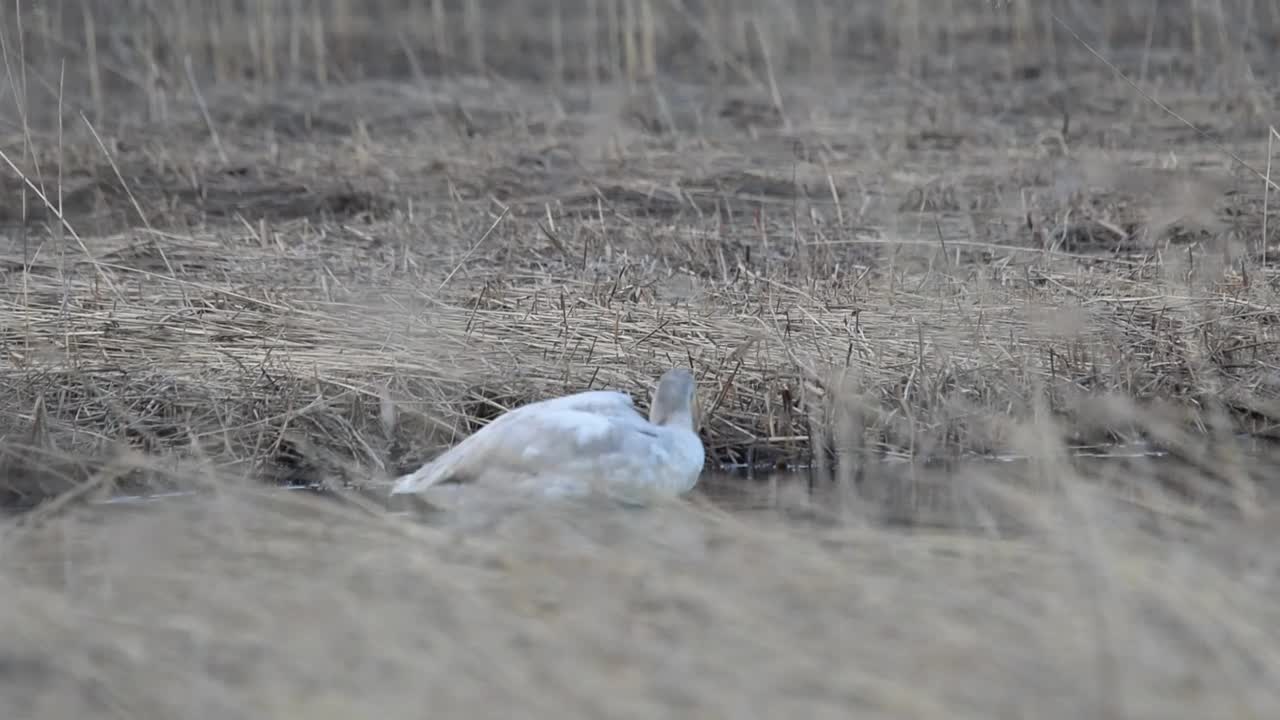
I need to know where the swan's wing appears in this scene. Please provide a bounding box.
[484,409,701,499]
[520,390,639,418]
[471,406,659,482]
[390,390,642,495]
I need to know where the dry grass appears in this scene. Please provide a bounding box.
[2,449,1280,719]
[1,2,1280,715]
[2,1,1280,502]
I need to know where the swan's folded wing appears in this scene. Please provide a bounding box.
[390,392,643,495]
[390,411,646,493]
[525,390,638,419]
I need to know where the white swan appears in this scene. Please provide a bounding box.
[390,368,705,504]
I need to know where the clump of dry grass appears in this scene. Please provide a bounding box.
[6,221,1280,502]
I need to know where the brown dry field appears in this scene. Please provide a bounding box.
[2,1,1280,718]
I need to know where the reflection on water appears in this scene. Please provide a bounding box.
[694,470,811,510]
[692,467,1005,531]
[690,442,1205,533]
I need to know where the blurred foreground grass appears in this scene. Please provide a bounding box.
[2,449,1279,719]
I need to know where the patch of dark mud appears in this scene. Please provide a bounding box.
[717,97,785,131]
[903,130,971,152]
[0,366,408,512]
[0,443,93,513]
[91,237,228,275]
[686,171,799,202]
[215,101,355,139]
[0,167,393,234]
[437,103,531,139]
[549,171,802,222]
[470,165,578,206]
[0,653,84,719]
[0,254,61,277]
[899,182,964,213]
[1045,218,1141,253]
[0,174,137,236]
[183,176,393,224]
[0,378,195,513]
[1040,216,1227,255]
[559,185,700,220]
[209,84,520,140]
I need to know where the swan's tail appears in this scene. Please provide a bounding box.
[389,469,431,495]
[390,417,504,495]
[389,452,461,495]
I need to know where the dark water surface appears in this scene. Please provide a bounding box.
[71,438,1251,536]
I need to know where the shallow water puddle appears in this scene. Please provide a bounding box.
[74,440,1186,534]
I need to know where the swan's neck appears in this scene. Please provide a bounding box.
[651,409,696,432]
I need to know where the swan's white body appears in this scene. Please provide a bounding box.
[391,369,705,504]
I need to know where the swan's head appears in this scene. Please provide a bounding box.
[649,367,700,431]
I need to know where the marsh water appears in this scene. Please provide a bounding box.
[74,439,1221,534]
